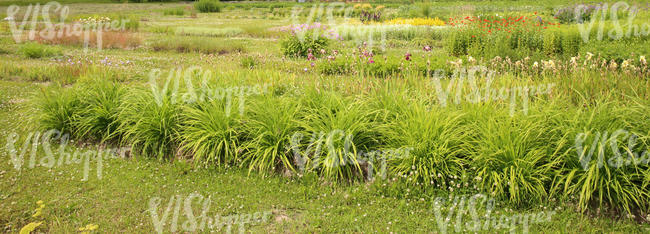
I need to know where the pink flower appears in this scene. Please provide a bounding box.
[405,53,412,61]
[307,53,315,61]
[423,45,431,52]
[368,58,375,64]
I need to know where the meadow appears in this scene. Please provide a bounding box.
[1,0,650,233]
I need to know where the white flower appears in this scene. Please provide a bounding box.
[3,16,14,21]
[640,56,647,65]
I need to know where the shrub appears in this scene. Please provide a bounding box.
[195,0,222,13]
[554,4,598,24]
[18,42,62,59]
[280,24,331,58]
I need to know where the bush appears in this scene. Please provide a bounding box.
[280,24,330,58]
[280,34,328,58]
[195,0,222,13]
[554,4,598,24]
[18,42,62,59]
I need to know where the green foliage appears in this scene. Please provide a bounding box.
[180,100,240,167]
[18,43,62,59]
[241,96,300,174]
[163,7,185,16]
[318,58,353,76]
[32,85,80,134]
[195,0,222,13]
[73,78,125,143]
[240,56,257,69]
[117,87,182,160]
[280,32,328,58]
[387,103,470,187]
[295,91,384,180]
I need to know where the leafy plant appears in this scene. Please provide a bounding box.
[180,100,240,167]
[240,96,300,174]
[18,42,62,59]
[195,0,222,13]
[117,87,182,160]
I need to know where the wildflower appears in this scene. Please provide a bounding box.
[405,53,412,61]
[609,59,618,70]
[310,62,315,67]
[621,59,631,70]
[368,58,375,64]
[320,49,326,54]
[585,52,594,61]
[468,56,476,64]
[641,56,647,66]
[307,53,315,61]
[423,45,431,52]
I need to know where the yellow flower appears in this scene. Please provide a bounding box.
[19,222,42,234]
[79,223,99,234]
[383,17,445,26]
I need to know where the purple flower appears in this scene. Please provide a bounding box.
[423,45,431,52]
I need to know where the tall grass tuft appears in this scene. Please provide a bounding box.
[241,96,300,174]
[468,107,565,206]
[117,87,182,160]
[296,90,384,181]
[32,85,80,134]
[180,100,240,167]
[386,103,470,186]
[73,78,125,143]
